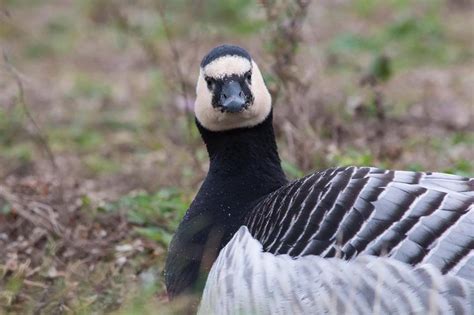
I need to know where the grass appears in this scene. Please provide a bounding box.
[109,189,189,246]
[0,0,473,313]
[328,11,466,71]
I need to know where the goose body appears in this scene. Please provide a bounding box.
[164,45,474,311]
[198,226,474,315]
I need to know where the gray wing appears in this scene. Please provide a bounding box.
[244,166,474,279]
[199,226,474,315]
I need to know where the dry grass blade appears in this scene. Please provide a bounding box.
[0,185,64,237]
[0,184,126,260]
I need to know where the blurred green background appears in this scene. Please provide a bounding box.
[0,0,473,313]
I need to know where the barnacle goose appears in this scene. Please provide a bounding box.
[164,44,474,312]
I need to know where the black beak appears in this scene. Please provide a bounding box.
[220,81,246,113]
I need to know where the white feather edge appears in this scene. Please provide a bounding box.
[198,226,474,315]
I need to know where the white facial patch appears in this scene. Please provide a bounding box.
[203,55,252,79]
[195,60,272,131]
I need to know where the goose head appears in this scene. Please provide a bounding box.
[195,44,272,131]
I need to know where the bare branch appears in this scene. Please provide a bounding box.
[0,184,127,259]
[2,50,59,173]
[156,1,195,137]
[0,185,64,237]
[109,3,195,139]
[260,0,311,100]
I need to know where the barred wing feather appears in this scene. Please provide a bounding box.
[244,166,474,279]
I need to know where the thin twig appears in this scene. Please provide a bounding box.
[2,51,58,172]
[156,1,195,139]
[260,0,310,101]
[110,6,160,64]
[156,3,189,100]
[110,3,195,139]
[0,184,127,259]
[23,279,49,289]
[0,185,64,236]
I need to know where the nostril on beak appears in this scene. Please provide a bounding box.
[220,81,246,112]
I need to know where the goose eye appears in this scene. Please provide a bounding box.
[245,72,252,83]
[205,77,214,90]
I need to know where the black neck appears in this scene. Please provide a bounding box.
[198,110,286,201]
[165,110,287,303]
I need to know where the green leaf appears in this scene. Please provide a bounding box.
[369,54,392,82]
[1,203,12,215]
[134,227,173,246]
[281,160,304,179]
